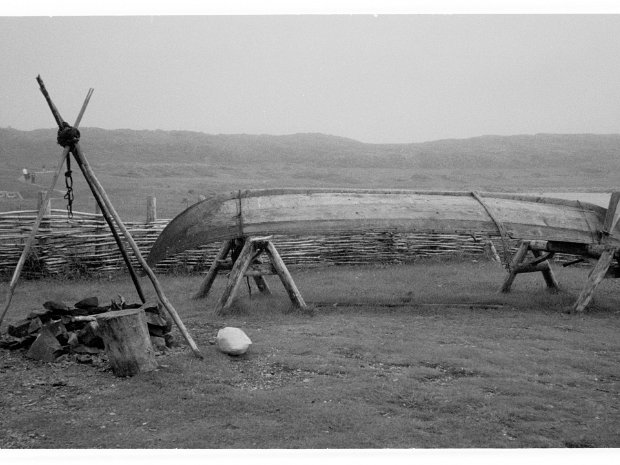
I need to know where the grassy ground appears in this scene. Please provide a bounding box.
[0,259,619,449]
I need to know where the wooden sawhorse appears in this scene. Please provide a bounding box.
[500,239,618,313]
[194,236,309,315]
[501,193,620,313]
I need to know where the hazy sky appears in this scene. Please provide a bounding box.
[2,13,620,143]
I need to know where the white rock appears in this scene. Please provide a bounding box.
[216,327,252,355]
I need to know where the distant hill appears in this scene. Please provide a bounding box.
[2,127,620,169]
[1,128,619,219]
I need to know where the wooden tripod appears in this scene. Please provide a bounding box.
[1,76,202,358]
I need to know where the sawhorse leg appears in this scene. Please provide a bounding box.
[193,239,233,299]
[571,248,616,313]
[500,241,559,293]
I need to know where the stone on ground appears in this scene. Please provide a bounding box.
[216,327,252,356]
[75,296,99,309]
[26,327,63,362]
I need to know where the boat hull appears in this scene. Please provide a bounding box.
[146,189,612,266]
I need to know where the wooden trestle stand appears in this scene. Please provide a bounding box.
[194,236,309,315]
[501,192,620,313]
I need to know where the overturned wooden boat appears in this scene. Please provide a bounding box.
[147,188,617,266]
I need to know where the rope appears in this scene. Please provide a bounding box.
[471,191,512,269]
[56,122,80,147]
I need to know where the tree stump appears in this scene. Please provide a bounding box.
[95,308,158,377]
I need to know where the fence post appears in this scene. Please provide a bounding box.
[37,191,51,217]
[35,191,51,274]
[146,196,157,224]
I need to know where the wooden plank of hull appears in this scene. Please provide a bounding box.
[146,189,612,266]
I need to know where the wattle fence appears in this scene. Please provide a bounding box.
[0,205,510,279]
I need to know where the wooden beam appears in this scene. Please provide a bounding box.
[471,191,512,266]
[522,251,555,268]
[500,241,530,293]
[531,249,559,292]
[513,262,554,274]
[194,239,232,300]
[601,192,620,240]
[215,238,254,315]
[146,196,157,224]
[244,269,277,277]
[252,275,272,294]
[571,248,616,313]
[72,154,146,304]
[265,240,308,311]
[527,240,618,259]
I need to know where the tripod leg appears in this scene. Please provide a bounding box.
[2,83,95,327]
[0,146,70,327]
[71,142,202,358]
[71,151,146,303]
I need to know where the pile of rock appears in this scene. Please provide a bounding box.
[0,297,175,363]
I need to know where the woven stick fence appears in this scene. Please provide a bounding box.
[0,205,519,279]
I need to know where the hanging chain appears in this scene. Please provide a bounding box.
[57,121,80,219]
[64,155,74,218]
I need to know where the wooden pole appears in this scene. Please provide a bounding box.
[215,238,254,315]
[500,241,530,293]
[71,144,202,357]
[146,196,157,224]
[265,240,308,311]
[601,192,620,239]
[0,86,93,328]
[530,249,559,291]
[571,248,616,313]
[252,275,272,294]
[37,191,51,216]
[71,154,146,303]
[194,239,232,300]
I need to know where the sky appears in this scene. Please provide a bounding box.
[2,3,620,143]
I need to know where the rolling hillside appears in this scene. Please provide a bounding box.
[1,128,619,219]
